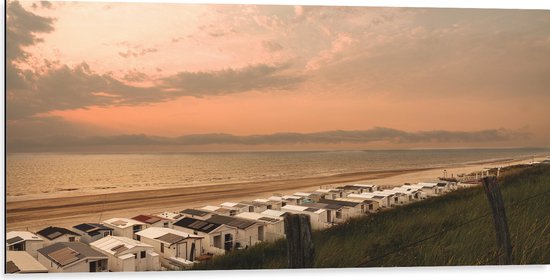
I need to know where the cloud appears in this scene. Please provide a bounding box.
[310,8,550,98]
[6,1,54,62]
[7,127,528,152]
[6,1,55,90]
[7,62,306,119]
[262,40,283,52]
[160,63,305,96]
[122,70,149,82]
[118,47,158,58]
[306,33,355,71]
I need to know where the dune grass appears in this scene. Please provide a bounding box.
[194,164,550,270]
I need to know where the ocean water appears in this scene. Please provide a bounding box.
[6,148,549,198]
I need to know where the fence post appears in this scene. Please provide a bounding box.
[284,214,315,268]
[481,176,513,265]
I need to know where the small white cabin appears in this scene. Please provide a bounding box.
[318,199,365,219]
[131,214,171,228]
[72,223,114,245]
[238,201,270,213]
[254,198,283,210]
[200,205,234,216]
[172,217,236,256]
[260,209,287,218]
[90,235,160,272]
[155,211,184,223]
[6,231,44,258]
[6,251,48,274]
[206,215,267,249]
[37,242,108,273]
[101,218,146,239]
[281,204,331,230]
[135,227,203,269]
[235,212,286,242]
[220,202,250,215]
[36,226,81,246]
[180,208,214,220]
[281,195,304,205]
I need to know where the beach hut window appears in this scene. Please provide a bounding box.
[336,210,342,219]
[69,237,75,242]
[140,251,146,259]
[161,243,164,253]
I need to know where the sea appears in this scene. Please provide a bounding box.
[6,148,549,199]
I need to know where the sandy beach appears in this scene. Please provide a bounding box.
[6,156,547,232]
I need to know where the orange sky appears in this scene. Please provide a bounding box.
[6,1,550,151]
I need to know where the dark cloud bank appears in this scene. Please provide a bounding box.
[8,127,528,152]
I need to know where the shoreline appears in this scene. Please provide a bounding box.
[6,155,547,231]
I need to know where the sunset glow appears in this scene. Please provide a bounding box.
[6,1,550,152]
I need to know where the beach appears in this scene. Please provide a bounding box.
[6,156,546,232]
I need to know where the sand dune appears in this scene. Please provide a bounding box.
[6,156,546,232]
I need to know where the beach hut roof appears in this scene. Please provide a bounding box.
[36,226,81,240]
[261,209,287,217]
[102,218,145,229]
[90,235,152,256]
[221,202,248,209]
[201,205,221,212]
[282,204,325,214]
[155,211,183,221]
[348,193,387,199]
[235,212,283,223]
[240,200,268,207]
[6,251,48,273]
[318,198,360,207]
[301,202,343,210]
[181,208,210,217]
[206,215,259,230]
[7,231,43,245]
[73,223,113,237]
[131,214,168,225]
[173,217,222,233]
[38,242,106,267]
[135,227,202,245]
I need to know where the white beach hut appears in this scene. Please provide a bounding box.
[135,227,203,269]
[90,235,160,272]
[101,218,146,239]
[6,231,44,258]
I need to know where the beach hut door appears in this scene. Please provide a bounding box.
[190,242,196,261]
[224,234,233,251]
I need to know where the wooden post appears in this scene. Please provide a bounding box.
[481,176,513,265]
[284,214,315,268]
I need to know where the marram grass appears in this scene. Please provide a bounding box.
[194,164,550,270]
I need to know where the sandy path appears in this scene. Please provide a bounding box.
[6,156,547,232]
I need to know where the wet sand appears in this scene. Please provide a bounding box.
[6,156,547,231]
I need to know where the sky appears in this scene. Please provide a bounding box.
[6,0,550,152]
